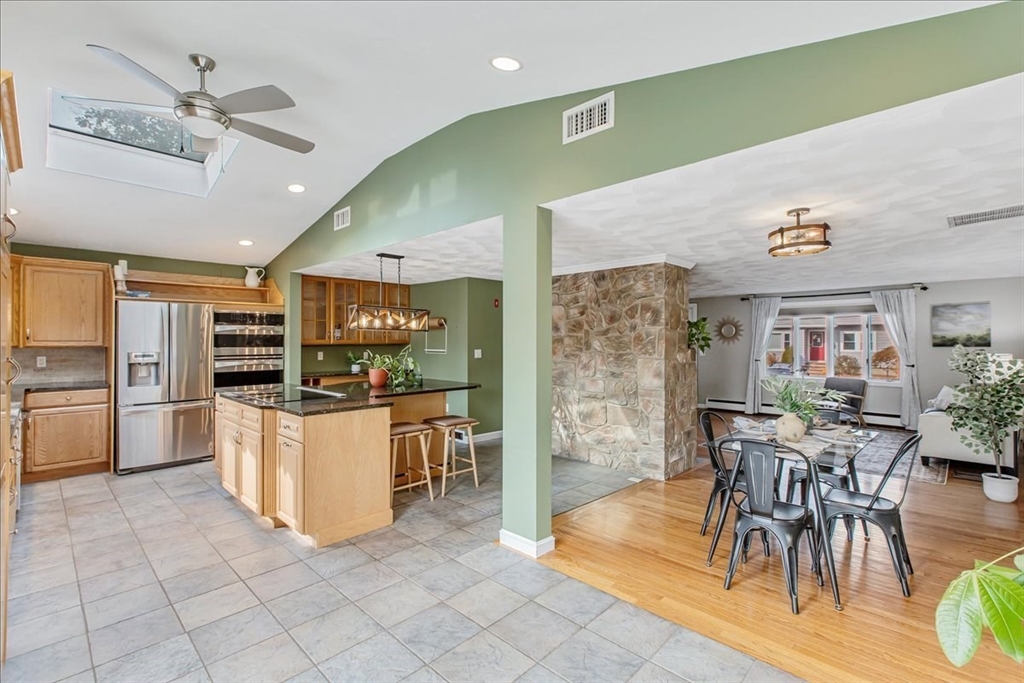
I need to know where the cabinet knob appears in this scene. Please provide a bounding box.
[65,395,73,401]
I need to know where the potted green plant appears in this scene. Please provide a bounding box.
[359,352,392,388]
[688,317,711,355]
[759,376,845,443]
[935,547,1024,667]
[358,346,421,388]
[346,351,363,374]
[945,345,1024,503]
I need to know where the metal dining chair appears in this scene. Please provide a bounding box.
[715,438,822,614]
[817,433,923,598]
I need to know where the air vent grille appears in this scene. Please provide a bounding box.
[334,206,351,231]
[563,91,614,144]
[947,204,1024,228]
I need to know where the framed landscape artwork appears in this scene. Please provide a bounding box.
[931,302,991,347]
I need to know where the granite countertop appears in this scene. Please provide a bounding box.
[13,380,110,402]
[217,379,480,417]
[301,370,367,378]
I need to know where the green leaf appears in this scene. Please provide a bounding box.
[936,574,984,667]
[975,573,1024,664]
[983,563,1024,586]
[1015,555,1024,573]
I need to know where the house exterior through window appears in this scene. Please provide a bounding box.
[765,313,900,382]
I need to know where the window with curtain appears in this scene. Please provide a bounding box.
[764,313,900,382]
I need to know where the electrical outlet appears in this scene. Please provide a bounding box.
[317,351,324,361]
[36,356,46,368]
[474,349,482,359]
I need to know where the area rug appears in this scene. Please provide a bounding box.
[852,427,948,485]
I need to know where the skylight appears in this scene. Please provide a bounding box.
[46,89,238,197]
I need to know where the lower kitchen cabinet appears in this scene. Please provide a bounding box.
[275,435,304,532]
[237,427,263,514]
[24,403,108,473]
[218,414,240,498]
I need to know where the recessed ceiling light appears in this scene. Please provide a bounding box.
[238,239,254,247]
[490,56,522,72]
[287,184,306,193]
[8,208,18,216]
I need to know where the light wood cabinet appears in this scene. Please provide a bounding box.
[330,279,360,344]
[237,426,263,514]
[22,262,107,346]
[275,435,304,532]
[300,275,413,347]
[301,277,330,345]
[219,416,240,498]
[24,403,108,472]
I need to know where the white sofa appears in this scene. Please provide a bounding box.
[918,409,1016,473]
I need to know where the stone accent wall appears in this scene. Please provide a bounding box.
[551,263,698,480]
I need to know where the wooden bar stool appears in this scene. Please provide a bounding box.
[422,415,479,497]
[389,422,434,503]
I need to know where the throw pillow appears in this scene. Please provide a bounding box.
[927,385,955,411]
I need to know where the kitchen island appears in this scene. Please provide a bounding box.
[214,379,479,547]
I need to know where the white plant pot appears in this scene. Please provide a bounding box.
[351,364,362,374]
[775,412,807,444]
[981,472,1019,503]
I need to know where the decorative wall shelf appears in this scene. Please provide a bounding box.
[117,269,283,309]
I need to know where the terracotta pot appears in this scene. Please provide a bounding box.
[368,368,389,388]
[775,412,807,444]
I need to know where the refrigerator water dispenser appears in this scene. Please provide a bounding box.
[127,351,162,386]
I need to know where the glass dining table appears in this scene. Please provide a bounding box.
[709,425,882,612]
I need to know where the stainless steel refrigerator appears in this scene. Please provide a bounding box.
[116,300,215,473]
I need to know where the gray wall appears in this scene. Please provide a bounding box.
[693,276,1024,415]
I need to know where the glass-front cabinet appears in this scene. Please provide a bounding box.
[300,275,412,347]
[331,279,360,344]
[301,277,330,345]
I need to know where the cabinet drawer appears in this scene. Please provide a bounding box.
[218,399,243,422]
[24,389,108,410]
[240,404,263,432]
[276,411,304,442]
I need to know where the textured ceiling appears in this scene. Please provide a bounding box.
[0,1,990,265]
[303,74,1024,295]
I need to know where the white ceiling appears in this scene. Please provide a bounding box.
[303,74,1024,297]
[0,1,992,265]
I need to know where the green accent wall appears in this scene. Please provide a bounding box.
[300,345,400,372]
[261,4,1024,543]
[12,243,242,277]
[467,279,503,435]
[409,279,469,418]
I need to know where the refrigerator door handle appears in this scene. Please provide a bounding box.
[119,399,213,415]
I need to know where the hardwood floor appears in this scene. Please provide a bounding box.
[539,424,1023,683]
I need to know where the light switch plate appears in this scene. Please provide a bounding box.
[36,356,46,368]
[474,349,482,359]
[317,351,324,361]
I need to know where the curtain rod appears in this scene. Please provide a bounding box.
[740,283,928,302]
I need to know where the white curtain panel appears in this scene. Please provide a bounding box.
[744,296,782,414]
[871,288,921,430]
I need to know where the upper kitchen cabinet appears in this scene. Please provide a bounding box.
[331,279,360,344]
[21,258,109,347]
[301,276,330,345]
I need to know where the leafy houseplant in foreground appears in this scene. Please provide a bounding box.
[945,345,1024,502]
[935,547,1024,667]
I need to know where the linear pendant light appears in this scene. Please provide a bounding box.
[347,253,431,332]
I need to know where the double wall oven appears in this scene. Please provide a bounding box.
[214,310,284,393]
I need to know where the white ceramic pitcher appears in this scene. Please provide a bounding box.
[244,267,265,288]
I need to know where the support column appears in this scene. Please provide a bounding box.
[283,271,303,385]
[500,206,554,558]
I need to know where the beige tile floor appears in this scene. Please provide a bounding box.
[4,442,802,683]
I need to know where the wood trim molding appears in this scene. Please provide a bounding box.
[0,70,24,172]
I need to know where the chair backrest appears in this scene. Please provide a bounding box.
[866,433,924,510]
[719,438,811,519]
[698,411,732,478]
[824,377,867,414]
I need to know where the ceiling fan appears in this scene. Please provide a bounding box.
[67,44,315,154]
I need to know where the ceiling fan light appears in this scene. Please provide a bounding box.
[180,115,228,138]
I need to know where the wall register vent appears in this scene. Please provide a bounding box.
[563,91,614,145]
[946,204,1024,228]
[334,206,351,231]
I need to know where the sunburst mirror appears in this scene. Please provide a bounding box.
[714,316,743,344]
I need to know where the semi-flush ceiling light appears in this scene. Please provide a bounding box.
[287,184,306,193]
[348,253,431,332]
[238,239,254,246]
[9,208,18,215]
[490,56,522,72]
[768,208,831,257]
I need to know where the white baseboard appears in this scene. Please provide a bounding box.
[473,430,503,444]
[500,529,555,558]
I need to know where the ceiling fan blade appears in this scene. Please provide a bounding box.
[62,95,175,117]
[213,85,295,115]
[87,44,184,101]
[231,117,315,154]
